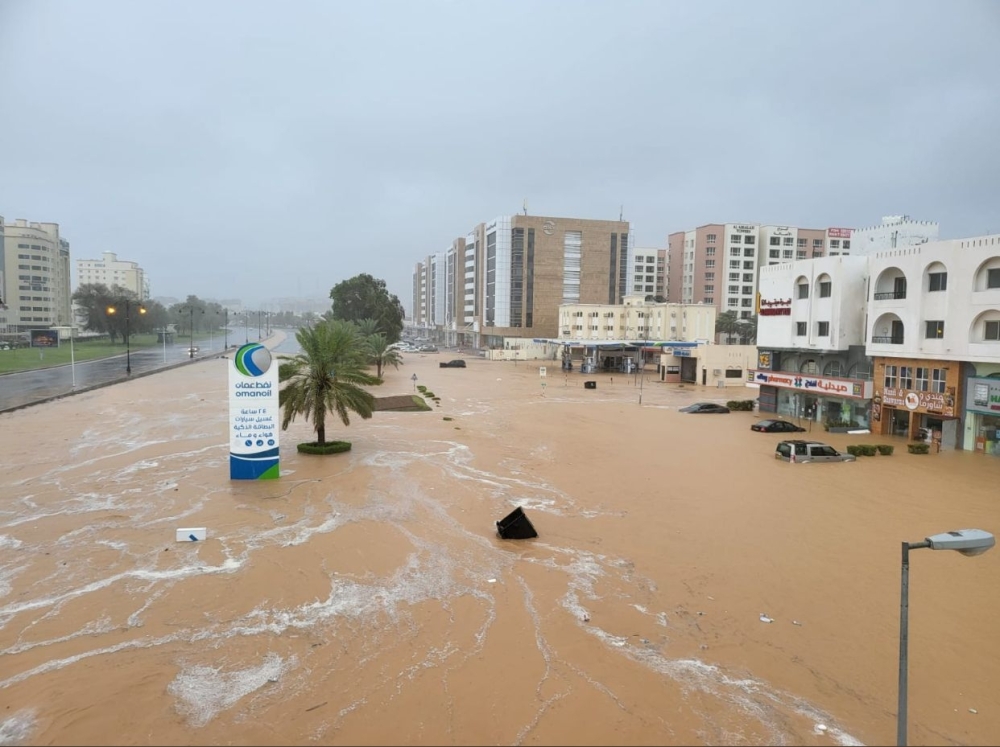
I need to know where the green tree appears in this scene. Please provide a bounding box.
[329,274,405,343]
[736,315,758,344]
[715,310,741,344]
[365,332,403,379]
[278,320,381,445]
[72,283,115,337]
[353,317,381,337]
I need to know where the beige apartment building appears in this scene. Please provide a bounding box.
[76,251,149,300]
[0,216,72,333]
[412,214,632,347]
[558,295,715,343]
[667,223,853,319]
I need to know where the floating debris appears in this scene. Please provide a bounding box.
[759,614,774,624]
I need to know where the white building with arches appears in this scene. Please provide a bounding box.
[866,233,1000,450]
[752,255,873,427]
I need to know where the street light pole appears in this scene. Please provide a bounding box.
[107,300,145,375]
[244,311,249,344]
[896,529,995,746]
[224,309,229,350]
[70,326,76,389]
[258,310,262,340]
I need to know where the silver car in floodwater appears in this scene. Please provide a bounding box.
[774,440,857,463]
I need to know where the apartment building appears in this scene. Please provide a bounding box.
[412,214,632,347]
[0,216,72,333]
[666,223,853,319]
[629,248,667,299]
[558,295,715,344]
[866,233,1000,451]
[76,251,149,300]
[752,255,874,427]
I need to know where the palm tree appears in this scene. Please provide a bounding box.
[366,332,403,379]
[715,310,740,344]
[737,315,758,344]
[353,318,381,337]
[278,320,381,445]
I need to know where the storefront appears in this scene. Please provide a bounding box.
[747,369,873,426]
[964,377,1000,455]
[870,357,964,449]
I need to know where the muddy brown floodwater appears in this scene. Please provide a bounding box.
[1,343,998,746]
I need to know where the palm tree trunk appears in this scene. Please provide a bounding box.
[377,360,383,379]
[317,424,325,445]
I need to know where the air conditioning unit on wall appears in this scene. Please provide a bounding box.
[713,369,722,375]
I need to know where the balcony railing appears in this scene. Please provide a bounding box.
[871,336,904,344]
[873,291,907,300]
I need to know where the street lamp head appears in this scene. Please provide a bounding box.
[925,529,995,557]
[139,306,147,315]
[106,306,117,315]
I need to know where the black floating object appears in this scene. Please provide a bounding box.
[584,380,597,389]
[496,507,538,540]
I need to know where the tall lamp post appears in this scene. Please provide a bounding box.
[244,311,249,344]
[180,306,196,358]
[257,310,263,340]
[106,300,146,374]
[896,528,995,746]
[223,309,229,350]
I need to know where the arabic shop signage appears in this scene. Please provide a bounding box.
[827,228,853,239]
[879,387,955,417]
[229,343,280,480]
[759,298,792,316]
[748,369,873,399]
[965,377,1000,415]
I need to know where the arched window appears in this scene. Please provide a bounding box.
[848,361,872,380]
[800,359,819,374]
[823,360,842,377]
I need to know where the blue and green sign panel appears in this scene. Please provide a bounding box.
[229,343,280,479]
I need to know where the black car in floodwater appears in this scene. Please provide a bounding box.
[751,419,806,433]
[678,402,730,414]
[439,359,466,368]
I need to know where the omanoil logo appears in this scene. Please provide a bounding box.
[234,343,272,377]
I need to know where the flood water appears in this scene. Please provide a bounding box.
[1,343,997,746]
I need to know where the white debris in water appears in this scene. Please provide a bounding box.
[759,614,774,623]
[168,652,295,727]
[0,535,23,551]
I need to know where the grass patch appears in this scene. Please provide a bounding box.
[373,395,432,412]
[297,441,351,455]
[443,416,453,421]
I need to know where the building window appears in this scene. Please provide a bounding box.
[730,260,740,269]
[728,298,738,307]
[988,268,1000,289]
[730,247,741,256]
[706,247,716,256]
[730,235,742,244]
[707,234,716,243]
[769,249,780,259]
[729,273,739,281]
[744,236,755,245]
[928,272,947,291]
[824,360,842,377]
[830,240,840,249]
[704,297,714,304]
[817,321,830,336]
[795,322,807,336]
[704,285,714,293]
[925,320,944,338]
[769,236,780,246]
[813,239,823,248]
[986,320,1000,341]
[706,260,715,268]
[915,367,929,391]
[884,365,898,389]
[783,250,793,259]
[797,283,809,299]
[743,261,754,270]
[743,273,754,282]
[899,366,913,389]
[743,248,754,257]
[741,298,752,307]
[725,369,744,378]
[728,285,739,294]
[705,272,715,281]
[819,281,832,298]
[931,368,946,393]
[843,240,850,250]
[742,285,753,295]
[783,237,794,246]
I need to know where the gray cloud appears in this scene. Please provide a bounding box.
[1,0,998,308]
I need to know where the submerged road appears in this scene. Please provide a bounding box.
[0,334,264,412]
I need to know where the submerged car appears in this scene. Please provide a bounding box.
[439,359,466,368]
[774,440,856,463]
[751,419,806,433]
[678,402,730,414]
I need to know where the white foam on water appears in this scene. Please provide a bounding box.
[168,652,296,727]
[0,563,27,600]
[0,535,22,551]
[0,709,36,746]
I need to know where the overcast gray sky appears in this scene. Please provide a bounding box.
[1,0,998,312]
